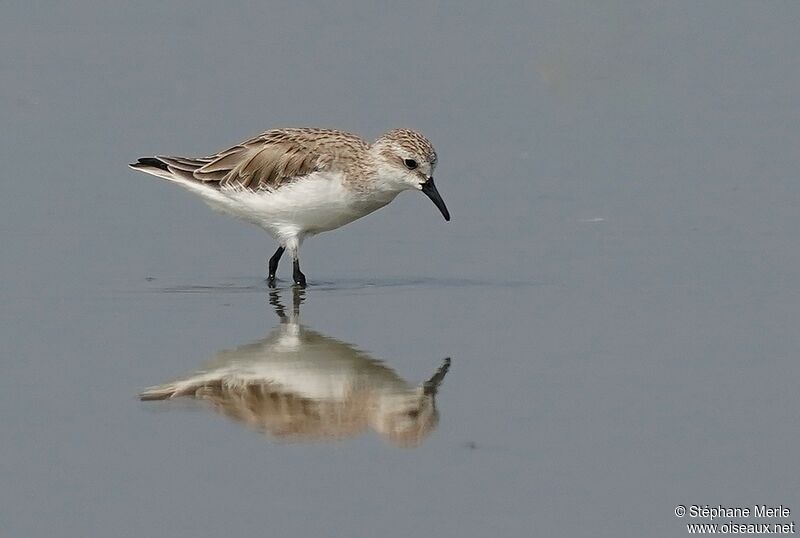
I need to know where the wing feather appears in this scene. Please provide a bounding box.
[132,128,368,192]
[191,128,366,191]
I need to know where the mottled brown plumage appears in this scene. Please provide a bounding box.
[137,127,438,193]
[374,128,438,170]
[130,126,449,285]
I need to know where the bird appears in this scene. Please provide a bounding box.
[140,289,452,447]
[129,127,450,287]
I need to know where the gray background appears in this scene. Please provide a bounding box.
[2,1,799,536]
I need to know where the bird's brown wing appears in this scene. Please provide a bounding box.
[193,132,322,190]
[133,128,368,191]
[172,128,364,191]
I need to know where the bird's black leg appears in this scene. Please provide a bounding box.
[268,246,285,286]
[292,258,307,288]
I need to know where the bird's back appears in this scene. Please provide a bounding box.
[130,127,370,193]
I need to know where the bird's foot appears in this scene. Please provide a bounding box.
[292,260,307,288]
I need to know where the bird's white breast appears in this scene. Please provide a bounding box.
[201,171,397,244]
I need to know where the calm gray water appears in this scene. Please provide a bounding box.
[2,2,800,536]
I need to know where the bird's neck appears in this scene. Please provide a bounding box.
[368,162,412,196]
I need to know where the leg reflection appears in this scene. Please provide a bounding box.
[140,290,450,447]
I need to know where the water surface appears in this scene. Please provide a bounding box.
[2,2,800,536]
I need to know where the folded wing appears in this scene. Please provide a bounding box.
[131,128,367,191]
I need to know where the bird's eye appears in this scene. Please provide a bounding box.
[404,158,418,170]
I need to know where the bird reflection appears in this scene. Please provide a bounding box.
[140,289,450,447]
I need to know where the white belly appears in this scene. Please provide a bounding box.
[198,172,398,244]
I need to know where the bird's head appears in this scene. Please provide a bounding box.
[370,128,450,221]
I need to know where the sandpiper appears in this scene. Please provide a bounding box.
[130,127,450,286]
[140,290,451,447]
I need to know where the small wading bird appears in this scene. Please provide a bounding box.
[140,290,452,447]
[130,127,450,287]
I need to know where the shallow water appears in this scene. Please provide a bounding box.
[3,2,800,537]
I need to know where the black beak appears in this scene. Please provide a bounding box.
[423,357,451,396]
[421,177,451,221]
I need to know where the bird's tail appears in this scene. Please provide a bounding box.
[139,378,207,401]
[128,155,212,183]
[139,382,182,401]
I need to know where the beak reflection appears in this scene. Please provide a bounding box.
[140,289,452,448]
